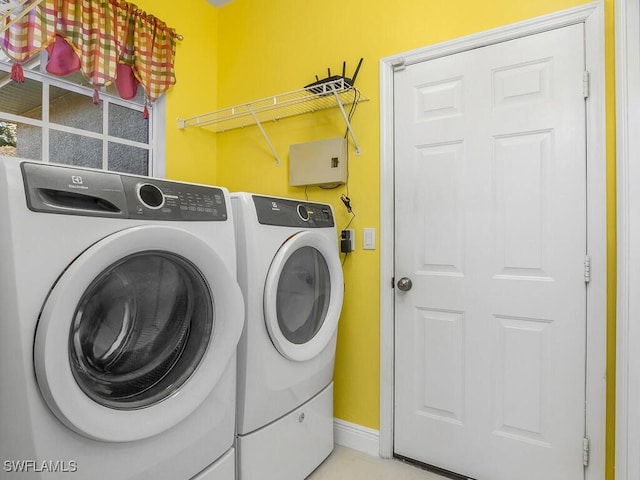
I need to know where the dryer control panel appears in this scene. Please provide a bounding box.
[252,195,334,228]
[21,162,228,221]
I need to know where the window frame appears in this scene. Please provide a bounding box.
[0,54,165,177]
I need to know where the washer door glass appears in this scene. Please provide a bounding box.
[276,246,330,344]
[264,231,344,362]
[69,252,213,410]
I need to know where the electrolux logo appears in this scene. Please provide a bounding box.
[3,460,78,473]
[68,175,88,190]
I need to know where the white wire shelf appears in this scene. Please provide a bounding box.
[177,78,368,165]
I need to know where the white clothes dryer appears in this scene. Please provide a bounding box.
[231,193,344,480]
[0,158,244,480]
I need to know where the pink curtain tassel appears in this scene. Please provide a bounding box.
[11,63,24,83]
[92,88,100,105]
[143,104,149,119]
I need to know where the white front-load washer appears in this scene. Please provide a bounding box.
[231,193,344,480]
[0,157,244,480]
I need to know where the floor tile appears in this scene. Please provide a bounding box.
[307,445,449,480]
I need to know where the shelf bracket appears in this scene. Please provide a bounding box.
[330,88,361,155]
[248,106,281,166]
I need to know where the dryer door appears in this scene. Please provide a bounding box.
[264,230,344,362]
[34,225,244,442]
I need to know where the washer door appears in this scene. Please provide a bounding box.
[263,230,344,362]
[34,225,244,442]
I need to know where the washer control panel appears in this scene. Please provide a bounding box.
[252,195,334,228]
[21,162,227,221]
[121,176,227,221]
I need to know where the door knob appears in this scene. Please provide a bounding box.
[397,277,413,291]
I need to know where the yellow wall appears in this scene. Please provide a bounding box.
[605,2,617,478]
[214,0,617,478]
[136,0,616,477]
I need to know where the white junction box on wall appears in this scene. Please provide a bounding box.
[289,137,347,187]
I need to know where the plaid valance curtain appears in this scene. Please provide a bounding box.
[2,0,179,116]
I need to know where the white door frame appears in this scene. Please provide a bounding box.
[616,0,640,478]
[379,3,607,478]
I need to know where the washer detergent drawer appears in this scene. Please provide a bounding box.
[237,383,334,480]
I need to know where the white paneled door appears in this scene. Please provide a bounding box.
[393,24,587,480]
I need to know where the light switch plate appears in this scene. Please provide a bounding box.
[363,228,376,250]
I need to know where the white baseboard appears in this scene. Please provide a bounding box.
[333,418,380,458]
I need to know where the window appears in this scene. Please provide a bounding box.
[0,52,165,177]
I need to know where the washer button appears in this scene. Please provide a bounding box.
[137,183,165,209]
[297,204,309,221]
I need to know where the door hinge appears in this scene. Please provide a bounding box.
[583,71,590,98]
[583,437,590,467]
[391,277,395,288]
[584,255,591,283]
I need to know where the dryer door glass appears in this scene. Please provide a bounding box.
[276,246,331,344]
[68,251,213,410]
